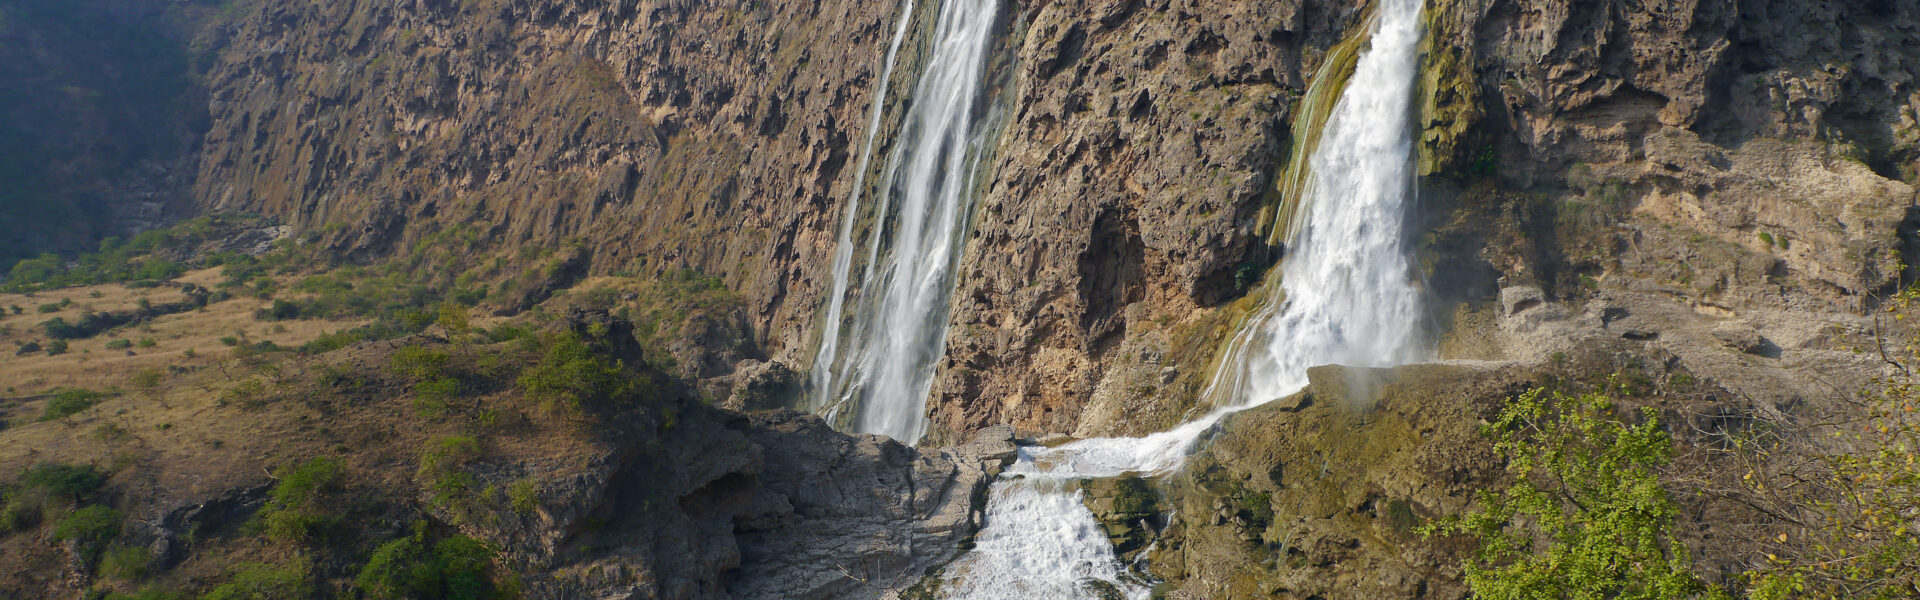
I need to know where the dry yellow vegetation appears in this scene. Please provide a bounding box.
[0,268,369,396]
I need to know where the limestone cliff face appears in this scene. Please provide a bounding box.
[182,0,1920,443]
[192,0,908,361]
[934,0,1920,442]
[931,0,1372,442]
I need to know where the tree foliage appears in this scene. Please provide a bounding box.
[1421,388,1725,600]
[357,524,508,600]
[515,332,638,412]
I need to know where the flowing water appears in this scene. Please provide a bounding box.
[941,0,1428,595]
[809,0,1000,444]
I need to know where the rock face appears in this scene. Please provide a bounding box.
[936,0,1920,442]
[930,0,1380,442]
[190,0,911,361]
[118,0,1918,444]
[497,406,1013,600]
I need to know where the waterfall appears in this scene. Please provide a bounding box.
[808,0,917,423]
[808,0,1000,445]
[941,0,1428,595]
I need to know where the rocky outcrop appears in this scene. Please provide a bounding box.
[508,408,1014,600]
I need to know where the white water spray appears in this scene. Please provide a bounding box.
[942,0,1428,595]
[808,0,1000,445]
[809,0,917,422]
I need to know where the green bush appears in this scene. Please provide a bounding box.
[100,545,152,579]
[516,332,635,412]
[21,462,107,499]
[357,526,504,600]
[264,299,300,320]
[419,436,481,478]
[52,505,122,562]
[136,336,157,348]
[132,367,165,390]
[106,338,132,349]
[45,339,68,355]
[41,388,107,420]
[413,378,463,414]
[390,346,451,381]
[0,489,45,533]
[42,317,82,339]
[219,379,267,408]
[1420,388,1722,599]
[507,479,539,516]
[259,457,343,544]
[200,559,313,600]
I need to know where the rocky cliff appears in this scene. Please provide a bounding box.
[5,0,1920,596]
[190,0,918,367]
[67,0,1912,443]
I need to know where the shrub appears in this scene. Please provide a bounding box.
[0,490,44,533]
[357,526,504,600]
[22,462,107,500]
[132,367,165,390]
[106,339,132,350]
[37,302,61,314]
[42,317,82,339]
[265,299,300,321]
[259,457,344,544]
[507,479,539,516]
[136,337,156,348]
[419,436,481,478]
[413,378,462,414]
[389,346,451,381]
[437,303,471,334]
[42,388,108,420]
[1742,360,1920,598]
[219,336,239,347]
[16,341,41,355]
[516,332,634,412]
[201,559,313,600]
[100,545,151,579]
[45,339,68,355]
[1420,388,1722,599]
[219,379,268,408]
[52,505,122,562]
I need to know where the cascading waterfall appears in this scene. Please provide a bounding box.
[808,0,1000,444]
[940,0,1428,595]
[808,0,917,423]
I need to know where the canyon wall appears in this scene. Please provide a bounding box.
[163,0,1920,440]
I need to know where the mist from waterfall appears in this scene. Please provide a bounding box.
[808,0,1000,445]
[940,0,1429,595]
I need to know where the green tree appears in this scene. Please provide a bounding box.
[53,505,122,562]
[516,332,635,412]
[357,524,504,600]
[1422,388,1724,600]
[259,457,343,544]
